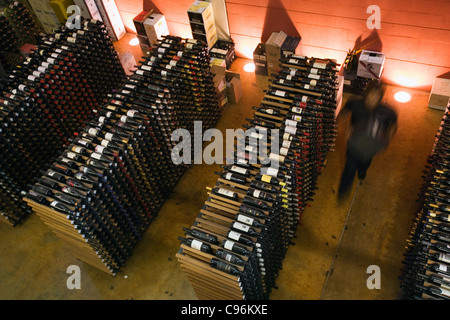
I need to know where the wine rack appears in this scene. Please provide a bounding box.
[177,54,340,299]
[0,1,41,78]
[24,36,222,275]
[0,19,126,226]
[400,105,450,300]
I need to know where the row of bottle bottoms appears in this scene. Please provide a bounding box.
[0,19,127,226]
[23,35,224,273]
[177,55,339,299]
[400,108,450,300]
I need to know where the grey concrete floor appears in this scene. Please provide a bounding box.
[0,55,444,300]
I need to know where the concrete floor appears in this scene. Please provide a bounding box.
[0,51,444,300]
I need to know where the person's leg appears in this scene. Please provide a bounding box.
[338,150,358,197]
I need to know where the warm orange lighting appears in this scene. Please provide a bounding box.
[129,38,140,46]
[392,74,420,88]
[394,91,412,103]
[244,63,255,72]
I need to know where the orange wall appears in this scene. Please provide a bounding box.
[116,0,450,91]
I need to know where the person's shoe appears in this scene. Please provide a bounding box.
[358,170,366,180]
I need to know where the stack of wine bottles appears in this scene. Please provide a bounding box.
[176,53,340,300]
[0,19,126,226]
[400,106,450,300]
[24,35,222,274]
[210,39,236,69]
[0,1,41,78]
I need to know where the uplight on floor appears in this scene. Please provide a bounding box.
[394,91,412,103]
[129,38,140,46]
[244,62,255,72]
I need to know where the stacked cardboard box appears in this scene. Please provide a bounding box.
[428,74,450,111]
[188,0,218,50]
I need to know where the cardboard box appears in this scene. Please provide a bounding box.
[253,43,267,75]
[95,0,126,41]
[144,13,169,47]
[50,0,75,23]
[133,10,152,37]
[357,50,385,80]
[265,31,287,60]
[73,0,103,20]
[281,36,301,56]
[188,1,217,49]
[226,71,242,104]
[210,58,226,75]
[428,74,450,110]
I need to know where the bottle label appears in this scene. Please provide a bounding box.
[304,84,310,90]
[47,58,55,64]
[231,166,247,175]
[50,200,59,207]
[310,68,319,74]
[265,108,274,114]
[66,152,76,159]
[283,133,291,141]
[95,145,105,154]
[275,90,286,97]
[292,107,303,114]
[190,239,203,250]
[292,115,302,122]
[285,126,297,135]
[170,60,177,66]
[101,139,109,147]
[105,133,113,141]
[42,62,50,68]
[233,222,250,232]
[166,65,172,70]
[224,240,235,250]
[439,253,450,264]
[280,147,289,156]
[27,75,36,81]
[51,53,59,58]
[266,167,279,176]
[439,264,447,272]
[38,66,47,73]
[261,175,272,183]
[218,188,235,198]
[72,146,82,153]
[245,146,255,153]
[286,75,292,81]
[279,79,284,84]
[120,115,128,122]
[227,231,241,241]
[224,253,233,262]
[285,119,297,127]
[91,153,102,160]
[55,49,63,53]
[270,153,284,163]
[250,132,263,140]
[282,140,291,149]
[88,128,97,136]
[302,96,308,103]
[158,48,166,53]
[126,110,137,118]
[290,70,296,76]
[136,70,144,75]
[161,70,168,76]
[98,116,106,123]
[310,80,317,86]
[288,58,297,64]
[47,171,56,177]
[237,214,254,226]
[313,62,327,69]
[225,173,232,180]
